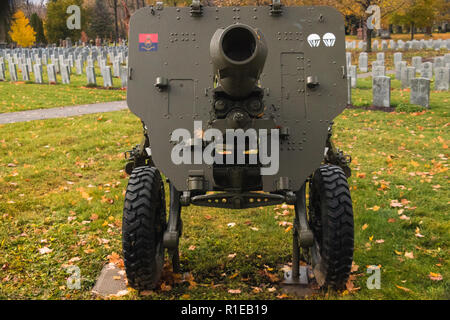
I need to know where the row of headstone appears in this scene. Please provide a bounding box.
[348,50,450,91]
[371,76,431,108]
[346,38,450,51]
[346,71,439,108]
[0,45,129,88]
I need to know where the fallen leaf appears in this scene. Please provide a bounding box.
[188,245,196,251]
[252,287,262,293]
[390,200,403,208]
[362,223,369,230]
[375,239,385,244]
[228,289,241,294]
[160,283,172,291]
[428,272,443,281]
[404,251,414,259]
[395,285,411,292]
[38,247,52,255]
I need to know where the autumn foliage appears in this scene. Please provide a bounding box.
[8,10,36,48]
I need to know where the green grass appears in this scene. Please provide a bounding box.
[0,77,448,300]
[0,62,126,113]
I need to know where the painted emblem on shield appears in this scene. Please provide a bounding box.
[323,33,336,47]
[307,34,321,48]
[139,33,158,52]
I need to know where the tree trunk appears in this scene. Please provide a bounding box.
[114,0,118,43]
[366,26,372,53]
[410,22,415,40]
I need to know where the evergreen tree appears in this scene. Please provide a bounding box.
[46,0,85,44]
[30,13,46,45]
[9,10,36,47]
[89,0,113,39]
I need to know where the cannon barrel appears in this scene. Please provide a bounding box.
[210,24,268,98]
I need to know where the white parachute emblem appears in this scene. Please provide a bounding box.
[323,33,336,47]
[307,34,321,47]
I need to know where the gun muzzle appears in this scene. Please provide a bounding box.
[210,24,268,98]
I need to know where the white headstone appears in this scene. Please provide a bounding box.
[22,64,30,81]
[120,66,128,88]
[0,62,5,81]
[373,66,386,78]
[103,66,113,87]
[9,63,18,82]
[348,65,357,88]
[373,76,391,108]
[33,63,43,84]
[47,64,57,84]
[410,78,430,108]
[394,52,403,65]
[434,68,449,91]
[61,63,70,84]
[401,66,415,89]
[412,56,422,70]
[86,66,97,86]
[358,53,368,72]
[420,62,433,80]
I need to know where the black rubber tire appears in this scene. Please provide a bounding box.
[309,164,354,290]
[122,166,166,290]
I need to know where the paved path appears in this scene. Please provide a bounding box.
[0,70,394,125]
[0,101,128,124]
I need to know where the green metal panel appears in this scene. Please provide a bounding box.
[127,5,347,192]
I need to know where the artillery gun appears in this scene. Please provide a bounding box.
[123,0,353,291]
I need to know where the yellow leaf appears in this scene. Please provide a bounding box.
[428,272,443,281]
[362,223,368,230]
[410,160,419,167]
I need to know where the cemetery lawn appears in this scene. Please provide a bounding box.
[0,63,125,113]
[0,85,448,300]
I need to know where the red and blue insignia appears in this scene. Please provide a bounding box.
[139,33,158,52]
